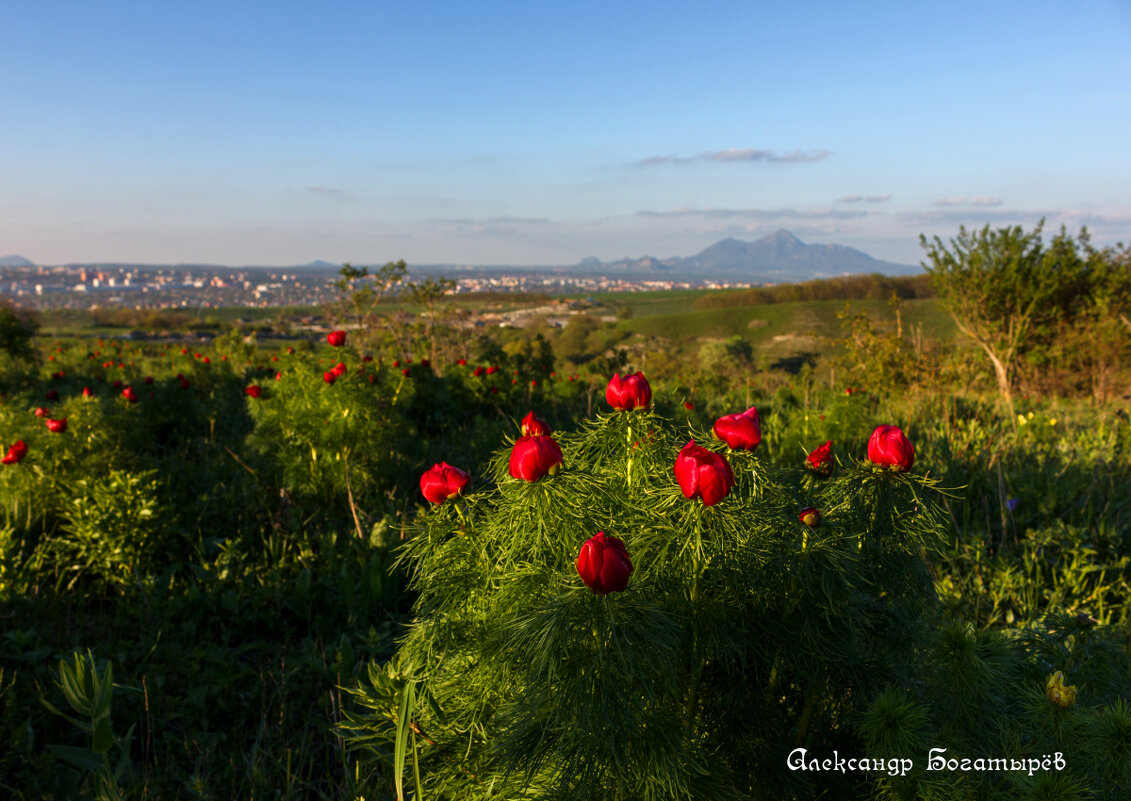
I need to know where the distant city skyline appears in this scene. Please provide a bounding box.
[4,1,1129,267]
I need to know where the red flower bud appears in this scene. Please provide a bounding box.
[806,440,833,475]
[2,440,28,464]
[713,406,762,451]
[46,417,68,433]
[867,425,915,472]
[509,435,563,481]
[674,441,735,506]
[327,330,347,347]
[521,411,552,437]
[245,385,262,398]
[419,462,470,505]
[577,531,633,595]
[122,386,139,404]
[799,507,821,527]
[605,372,651,411]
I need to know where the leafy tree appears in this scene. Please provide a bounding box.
[920,223,1091,408]
[0,300,38,364]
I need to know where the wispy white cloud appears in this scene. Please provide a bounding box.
[933,195,1003,207]
[838,194,891,204]
[634,148,831,167]
[635,206,866,221]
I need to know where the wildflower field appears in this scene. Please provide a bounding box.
[1,226,1130,800]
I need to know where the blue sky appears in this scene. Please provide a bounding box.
[3,0,1129,267]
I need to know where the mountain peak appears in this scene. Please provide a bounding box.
[763,229,803,246]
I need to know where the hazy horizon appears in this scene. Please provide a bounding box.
[4,1,1129,267]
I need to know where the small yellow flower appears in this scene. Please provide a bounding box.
[1028,411,1035,419]
[1045,671,1077,708]
[1048,419,1057,426]
[1018,415,1028,425]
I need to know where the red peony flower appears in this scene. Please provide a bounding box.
[509,435,563,481]
[867,425,915,472]
[799,507,821,527]
[486,365,499,375]
[473,366,485,377]
[362,355,373,363]
[331,361,347,377]
[122,386,139,404]
[606,372,652,411]
[112,380,123,390]
[327,330,347,347]
[323,371,337,385]
[419,462,470,505]
[2,440,28,464]
[287,347,295,355]
[46,417,68,433]
[421,359,430,368]
[521,411,552,437]
[34,407,49,417]
[45,389,59,401]
[674,441,735,506]
[402,368,411,377]
[684,401,694,410]
[245,385,262,398]
[202,357,210,364]
[392,359,400,368]
[806,440,833,475]
[82,387,94,398]
[577,531,633,595]
[456,358,467,366]
[276,371,283,381]
[713,406,762,451]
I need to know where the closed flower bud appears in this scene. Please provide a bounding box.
[46,417,68,433]
[2,440,28,464]
[606,372,652,411]
[509,435,563,481]
[674,441,735,506]
[867,425,915,472]
[420,462,470,504]
[806,440,833,476]
[798,507,821,527]
[245,385,262,398]
[1045,671,1077,708]
[327,330,347,347]
[521,411,552,437]
[714,406,762,451]
[577,531,633,595]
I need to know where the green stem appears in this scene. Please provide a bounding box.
[625,418,633,488]
[683,516,705,729]
[794,678,822,747]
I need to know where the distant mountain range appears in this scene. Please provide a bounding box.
[0,231,918,282]
[570,229,917,282]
